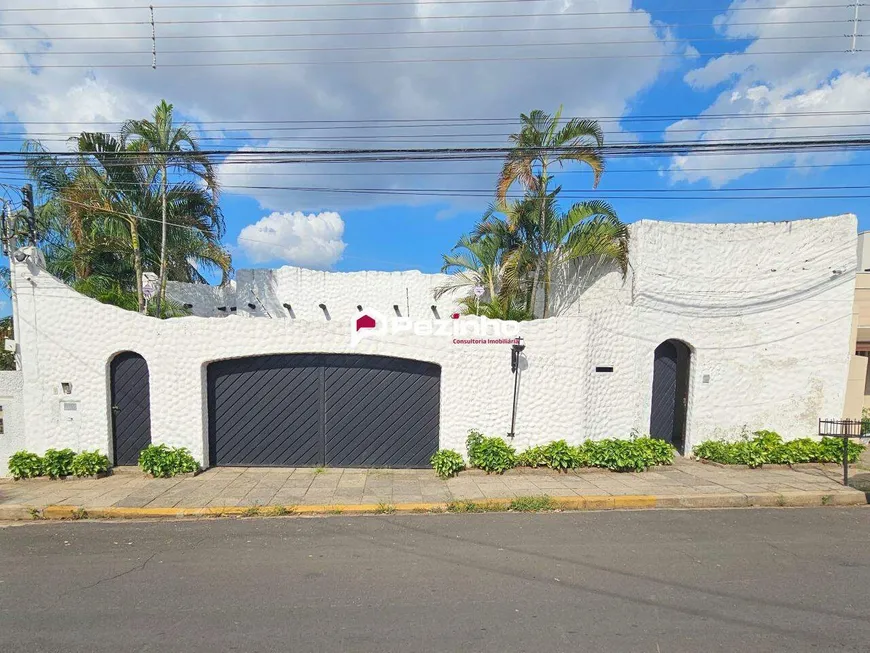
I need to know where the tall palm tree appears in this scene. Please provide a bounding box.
[497,106,605,205]
[122,100,218,316]
[496,107,605,305]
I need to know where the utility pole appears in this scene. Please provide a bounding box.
[851,1,862,53]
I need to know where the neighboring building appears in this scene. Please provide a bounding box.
[0,214,859,475]
[846,231,870,414]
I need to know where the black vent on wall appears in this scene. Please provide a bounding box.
[595,366,614,373]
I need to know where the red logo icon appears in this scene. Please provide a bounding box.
[356,314,377,331]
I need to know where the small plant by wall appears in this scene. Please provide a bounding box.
[466,431,517,474]
[7,451,44,480]
[41,449,76,479]
[71,451,111,477]
[430,449,465,479]
[693,431,865,467]
[445,430,676,477]
[7,449,112,479]
[137,444,200,478]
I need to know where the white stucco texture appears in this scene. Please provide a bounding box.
[6,214,858,474]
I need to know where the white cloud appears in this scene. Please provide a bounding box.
[0,1,680,211]
[237,211,346,268]
[667,0,870,187]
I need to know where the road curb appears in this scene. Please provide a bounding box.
[2,490,866,521]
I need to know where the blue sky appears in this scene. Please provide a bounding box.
[1,0,869,299]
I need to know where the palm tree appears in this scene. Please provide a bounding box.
[496,107,605,306]
[470,191,628,319]
[23,132,230,314]
[122,100,218,316]
[535,196,628,317]
[435,233,506,305]
[497,106,605,205]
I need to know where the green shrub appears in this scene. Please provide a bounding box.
[430,449,465,479]
[138,444,199,478]
[585,439,643,472]
[466,433,516,474]
[542,440,578,472]
[693,432,865,466]
[784,438,820,463]
[7,451,43,480]
[42,448,76,479]
[517,445,547,468]
[465,430,486,465]
[634,437,676,467]
[818,437,864,464]
[71,451,110,477]
[582,437,673,472]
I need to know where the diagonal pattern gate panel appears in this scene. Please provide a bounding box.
[110,352,152,466]
[207,354,440,468]
[208,355,322,467]
[323,355,441,468]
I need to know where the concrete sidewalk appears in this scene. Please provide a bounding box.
[1,457,867,519]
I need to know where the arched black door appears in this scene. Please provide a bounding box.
[649,340,691,454]
[110,352,152,466]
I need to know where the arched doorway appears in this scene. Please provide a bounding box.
[110,352,152,466]
[649,339,691,454]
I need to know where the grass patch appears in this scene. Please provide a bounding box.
[240,505,261,517]
[70,508,88,520]
[509,495,557,512]
[28,508,43,520]
[821,495,832,506]
[264,505,295,516]
[314,467,326,475]
[329,508,344,515]
[375,502,396,514]
[447,499,484,513]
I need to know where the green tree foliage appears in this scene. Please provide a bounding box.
[122,100,220,315]
[20,100,229,316]
[442,107,629,320]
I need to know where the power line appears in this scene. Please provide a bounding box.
[8,123,870,143]
[0,48,857,69]
[9,33,854,58]
[0,0,849,11]
[0,19,850,40]
[6,160,870,178]
[6,135,870,157]
[6,108,870,127]
[0,4,852,27]
[35,182,870,202]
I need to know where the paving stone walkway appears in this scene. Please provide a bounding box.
[0,458,865,510]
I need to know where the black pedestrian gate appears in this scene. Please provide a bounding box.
[110,351,152,466]
[207,354,441,468]
[649,339,691,454]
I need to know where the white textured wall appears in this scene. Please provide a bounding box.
[6,215,858,475]
[168,266,466,322]
[0,371,24,476]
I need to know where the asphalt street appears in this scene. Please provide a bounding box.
[1,508,869,652]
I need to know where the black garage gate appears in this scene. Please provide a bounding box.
[207,354,440,468]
